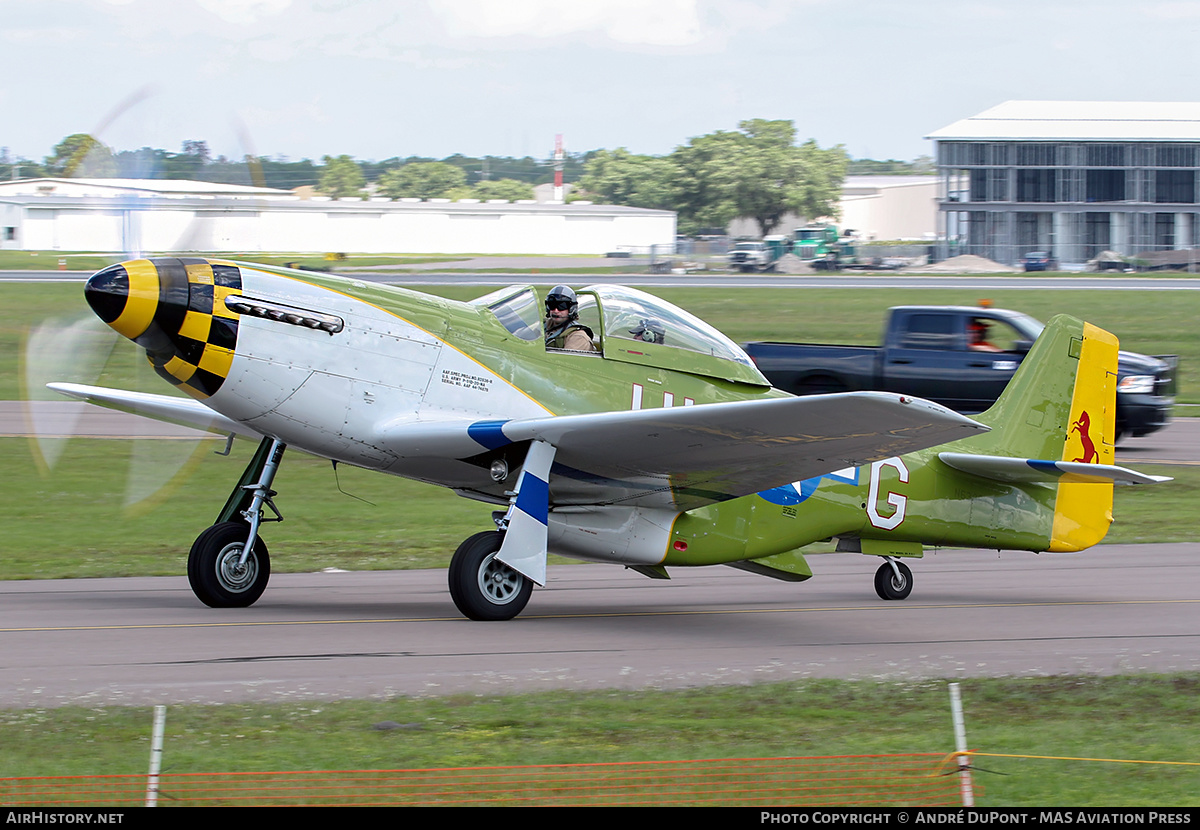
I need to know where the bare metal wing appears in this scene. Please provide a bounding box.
[47,383,259,440]
[381,391,989,511]
[50,383,989,512]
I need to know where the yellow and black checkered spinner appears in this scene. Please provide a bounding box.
[84,257,242,399]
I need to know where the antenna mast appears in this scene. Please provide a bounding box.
[553,134,564,201]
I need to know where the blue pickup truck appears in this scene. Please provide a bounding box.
[743,305,1177,441]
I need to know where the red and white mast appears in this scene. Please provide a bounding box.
[553,134,564,202]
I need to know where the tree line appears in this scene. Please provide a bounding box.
[1,122,932,235]
[2,136,584,198]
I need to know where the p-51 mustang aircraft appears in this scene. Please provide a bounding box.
[51,258,1167,620]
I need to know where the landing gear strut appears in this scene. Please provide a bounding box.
[188,437,285,608]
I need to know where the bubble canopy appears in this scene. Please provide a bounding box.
[479,283,770,387]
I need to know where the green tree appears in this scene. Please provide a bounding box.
[358,156,408,183]
[669,129,745,234]
[230,156,320,189]
[162,140,211,180]
[377,161,466,200]
[0,151,42,180]
[730,119,803,236]
[671,119,847,237]
[318,154,365,199]
[114,146,168,178]
[577,148,679,210]
[44,133,117,177]
[792,138,848,227]
[846,155,934,175]
[469,178,535,201]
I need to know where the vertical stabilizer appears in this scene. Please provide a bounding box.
[1050,321,1119,550]
[969,314,1119,550]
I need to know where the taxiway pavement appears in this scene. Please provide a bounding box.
[1,542,1196,708]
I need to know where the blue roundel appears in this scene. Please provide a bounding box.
[759,477,822,506]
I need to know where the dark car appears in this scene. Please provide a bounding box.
[742,305,1178,443]
[1115,351,1178,440]
[1022,251,1056,272]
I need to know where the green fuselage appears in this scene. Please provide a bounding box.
[281,271,1067,570]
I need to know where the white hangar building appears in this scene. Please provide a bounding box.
[838,176,938,241]
[0,178,676,255]
[725,175,939,241]
[928,100,1200,266]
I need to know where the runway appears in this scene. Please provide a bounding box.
[1,542,1197,708]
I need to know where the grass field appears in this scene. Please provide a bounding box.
[4,280,1197,402]
[2,276,1197,806]
[0,436,1190,578]
[1,676,1197,806]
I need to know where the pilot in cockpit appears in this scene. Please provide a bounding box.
[629,318,665,344]
[543,285,596,352]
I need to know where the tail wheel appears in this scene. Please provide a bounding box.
[874,560,913,601]
[448,531,532,621]
[188,521,271,608]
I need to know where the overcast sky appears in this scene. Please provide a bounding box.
[5,0,1200,167]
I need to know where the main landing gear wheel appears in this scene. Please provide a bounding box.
[188,521,271,608]
[874,560,913,601]
[448,531,532,621]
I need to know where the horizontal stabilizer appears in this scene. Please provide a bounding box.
[47,383,260,440]
[938,452,1171,485]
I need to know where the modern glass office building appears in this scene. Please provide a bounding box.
[927,101,1200,266]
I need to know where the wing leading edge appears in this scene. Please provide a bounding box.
[47,383,259,440]
[52,383,991,513]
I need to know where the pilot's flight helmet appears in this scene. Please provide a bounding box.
[629,318,665,344]
[546,285,578,317]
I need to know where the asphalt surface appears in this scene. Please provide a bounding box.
[1109,418,1200,465]
[1,542,1196,708]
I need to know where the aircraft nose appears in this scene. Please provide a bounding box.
[83,258,242,399]
[85,260,168,341]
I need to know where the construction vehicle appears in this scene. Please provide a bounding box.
[791,224,839,263]
[791,225,866,271]
[727,234,789,272]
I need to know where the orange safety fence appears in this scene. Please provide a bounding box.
[2,753,968,807]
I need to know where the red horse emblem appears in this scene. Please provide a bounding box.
[1070,411,1098,463]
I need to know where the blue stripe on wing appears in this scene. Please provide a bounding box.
[468,420,513,450]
